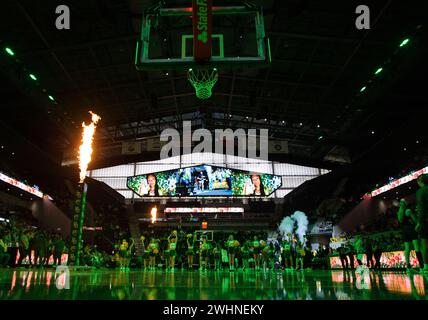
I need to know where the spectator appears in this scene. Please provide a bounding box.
[53,234,65,266]
[0,231,10,267]
[17,230,30,267]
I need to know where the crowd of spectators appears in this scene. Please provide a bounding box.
[0,217,65,268]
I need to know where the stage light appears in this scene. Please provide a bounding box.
[48,95,55,101]
[299,122,303,126]
[371,130,375,135]
[360,86,366,92]
[318,135,324,140]
[29,74,37,81]
[374,67,383,75]
[5,47,14,56]
[399,38,409,47]
[316,124,320,128]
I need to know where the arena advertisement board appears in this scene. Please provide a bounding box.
[330,250,419,269]
[127,164,282,197]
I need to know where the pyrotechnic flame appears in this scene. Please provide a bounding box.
[151,206,157,224]
[78,111,101,183]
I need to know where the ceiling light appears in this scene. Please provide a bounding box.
[5,47,14,56]
[360,86,366,92]
[29,74,37,81]
[374,67,383,75]
[399,38,410,47]
[48,95,55,101]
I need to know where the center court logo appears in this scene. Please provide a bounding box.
[160,121,269,161]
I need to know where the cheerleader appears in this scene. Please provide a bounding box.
[295,241,305,271]
[167,230,178,271]
[251,236,262,271]
[241,241,250,271]
[199,236,211,271]
[212,242,222,270]
[282,238,293,270]
[118,239,128,271]
[186,233,196,270]
[261,240,270,272]
[148,237,159,270]
[225,235,238,271]
[118,238,134,271]
[140,235,150,270]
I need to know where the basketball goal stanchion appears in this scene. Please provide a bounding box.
[187,67,218,100]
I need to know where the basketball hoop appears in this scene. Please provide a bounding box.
[187,67,218,99]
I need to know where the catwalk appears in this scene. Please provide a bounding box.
[0,268,426,300]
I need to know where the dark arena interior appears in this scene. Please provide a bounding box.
[1,0,428,307]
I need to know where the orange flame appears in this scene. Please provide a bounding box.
[78,111,101,183]
[151,206,157,224]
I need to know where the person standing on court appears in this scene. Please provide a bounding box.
[415,174,428,274]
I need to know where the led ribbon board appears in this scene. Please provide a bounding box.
[127,164,282,197]
[369,165,428,197]
[0,172,44,198]
[165,207,244,213]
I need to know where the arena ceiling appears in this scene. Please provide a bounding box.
[1,0,427,185]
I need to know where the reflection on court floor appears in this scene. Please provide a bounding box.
[0,268,427,300]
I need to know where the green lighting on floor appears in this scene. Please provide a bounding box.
[374,67,383,75]
[29,74,37,81]
[399,38,409,47]
[360,86,367,92]
[48,95,55,101]
[5,47,14,56]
